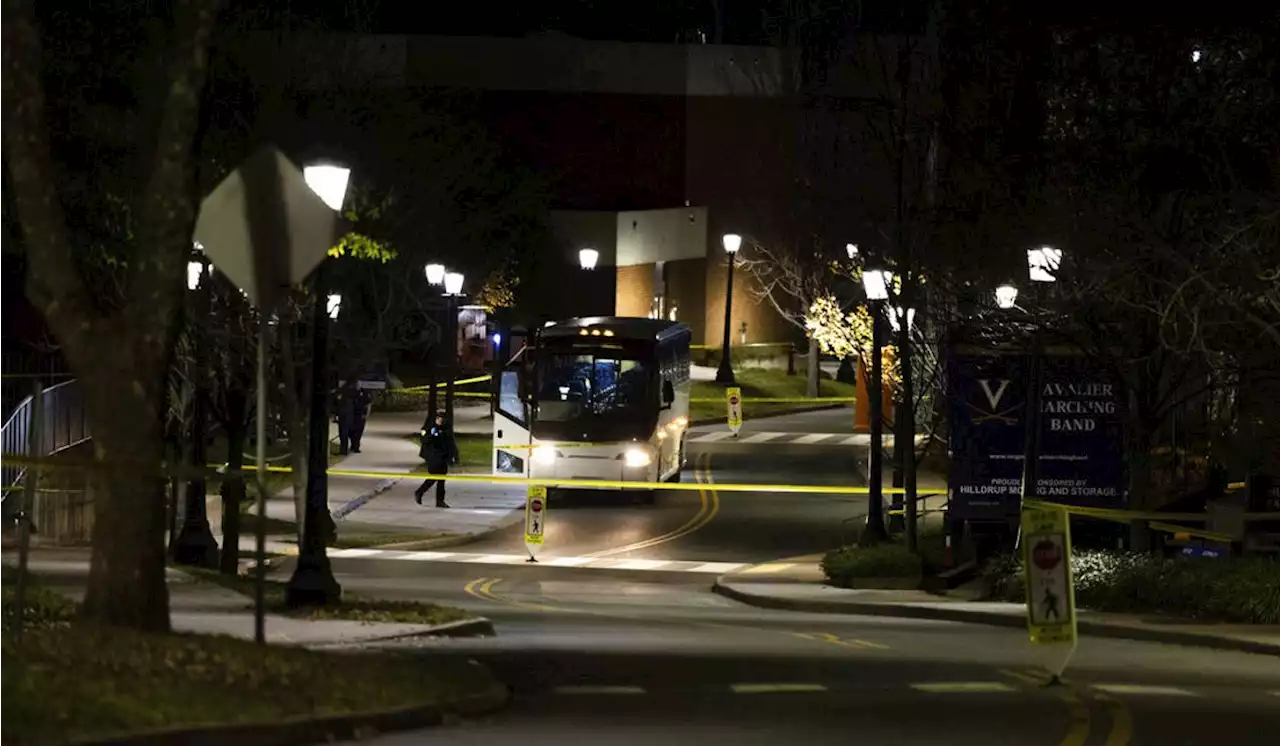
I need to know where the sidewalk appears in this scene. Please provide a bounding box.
[217,404,523,553]
[713,557,1280,657]
[11,548,479,646]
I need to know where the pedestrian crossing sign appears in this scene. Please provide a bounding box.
[1021,504,1077,646]
[525,486,547,550]
[726,387,743,433]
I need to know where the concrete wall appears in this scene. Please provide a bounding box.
[616,206,708,266]
[616,264,656,319]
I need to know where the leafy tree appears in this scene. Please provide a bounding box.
[3,0,223,630]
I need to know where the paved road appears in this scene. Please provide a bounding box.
[316,410,1280,744]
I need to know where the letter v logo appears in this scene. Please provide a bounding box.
[977,379,1010,410]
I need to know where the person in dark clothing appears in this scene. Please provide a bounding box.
[415,411,458,507]
[348,387,372,453]
[335,381,356,456]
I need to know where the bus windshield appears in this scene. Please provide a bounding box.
[534,350,654,440]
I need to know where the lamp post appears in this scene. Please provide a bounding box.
[716,233,742,385]
[861,266,892,543]
[425,264,445,416]
[443,271,465,426]
[1018,247,1060,542]
[172,253,218,567]
[284,163,350,607]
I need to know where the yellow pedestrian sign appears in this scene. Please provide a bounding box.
[525,486,547,561]
[726,386,743,435]
[1021,503,1078,661]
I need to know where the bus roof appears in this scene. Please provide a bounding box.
[540,317,691,343]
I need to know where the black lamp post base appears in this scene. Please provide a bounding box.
[714,360,736,385]
[171,521,219,567]
[285,558,342,608]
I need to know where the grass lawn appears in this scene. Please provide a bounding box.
[406,432,493,472]
[2,574,497,746]
[186,568,474,626]
[690,369,856,423]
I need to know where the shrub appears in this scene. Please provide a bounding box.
[822,543,924,588]
[982,549,1280,624]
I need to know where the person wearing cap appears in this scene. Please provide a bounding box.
[414,410,458,508]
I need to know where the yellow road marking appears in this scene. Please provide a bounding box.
[731,683,827,694]
[910,682,1017,693]
[464,577,560,613]
[1055,689,1092,746]
[1093,692,1134,746]
[587,451,720,557]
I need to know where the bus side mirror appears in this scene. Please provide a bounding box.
[662,380,675,406]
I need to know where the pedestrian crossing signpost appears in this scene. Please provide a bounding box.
[1021,504,1078,681]
[726,387,743,436]
[525,486,547,562]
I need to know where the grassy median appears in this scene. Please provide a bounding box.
[690,369,856,423]
[2,570,498,745]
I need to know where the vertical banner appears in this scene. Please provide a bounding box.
[948,352,1124,520]
[726,386,743,436]
[1021,504,1078,654]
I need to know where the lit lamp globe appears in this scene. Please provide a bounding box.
[444,272,465,296]
[579,248,599,270]
[722,233,742,254]
[861,268,891,301]
[1027,246,1063,283]
[995,284,1019,309]
[846,243,858,259]
[326,294,342,320]
[302,165,351,212]
[425,263,446,286]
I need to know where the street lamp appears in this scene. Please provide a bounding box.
[1027,246,1062,283]
[442,272,465,425]
[846,243,858,259]
[860,264,891,542]
[172,252,218,567]
[579,248,599,270]
[715,233,742,385]
[425,263,445,287]
[887,306,916,333]
[285,162,351,608]
[995,283,1019,309]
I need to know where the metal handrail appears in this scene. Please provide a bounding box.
[1,379,90,507]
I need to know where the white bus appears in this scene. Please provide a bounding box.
[492,317,692,501]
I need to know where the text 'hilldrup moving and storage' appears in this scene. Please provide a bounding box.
[491,317,692,503]
[947,352,1125,522]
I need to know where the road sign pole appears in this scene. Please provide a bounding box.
[525,485,547,561]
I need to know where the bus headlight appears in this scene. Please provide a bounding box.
[623,448,652,468]
[533,445,557,465]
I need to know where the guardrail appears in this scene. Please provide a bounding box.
[1,380,90,508]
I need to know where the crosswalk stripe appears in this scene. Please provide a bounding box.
[1091,684,1196,697]
[731,683,827,694]
[327,548,383,558]
[326,548,754,575]
[692,431,735,442]
[838,435,866,445]
[394,551,457,561]
[741,562,793,574]
[911,682,1016,693]
[740,432,785,443]
[541,556,594,567]
[461,554,525,564]
[796,433,835,444]
[604,558,672,571]
[555,685,646,695]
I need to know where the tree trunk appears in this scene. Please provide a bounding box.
[219,396,247,575]
[806,337,820,397]
[81,369,172,632]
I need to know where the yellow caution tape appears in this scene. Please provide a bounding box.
[1148,521,1235,544]
[689,396,854,404]
[1023,498,1280,525]
[392,374,492,393]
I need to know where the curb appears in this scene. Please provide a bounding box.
[344,615,498,643]
[73,677,509,746]
[333,477,402,520]
[711,579,1280,658]
[370,509,525,552]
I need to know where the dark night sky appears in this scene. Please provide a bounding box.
[238,0,931,41]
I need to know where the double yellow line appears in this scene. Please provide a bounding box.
[999,669,1132,746]
[463,577,558,612]
[585,451,720,559]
